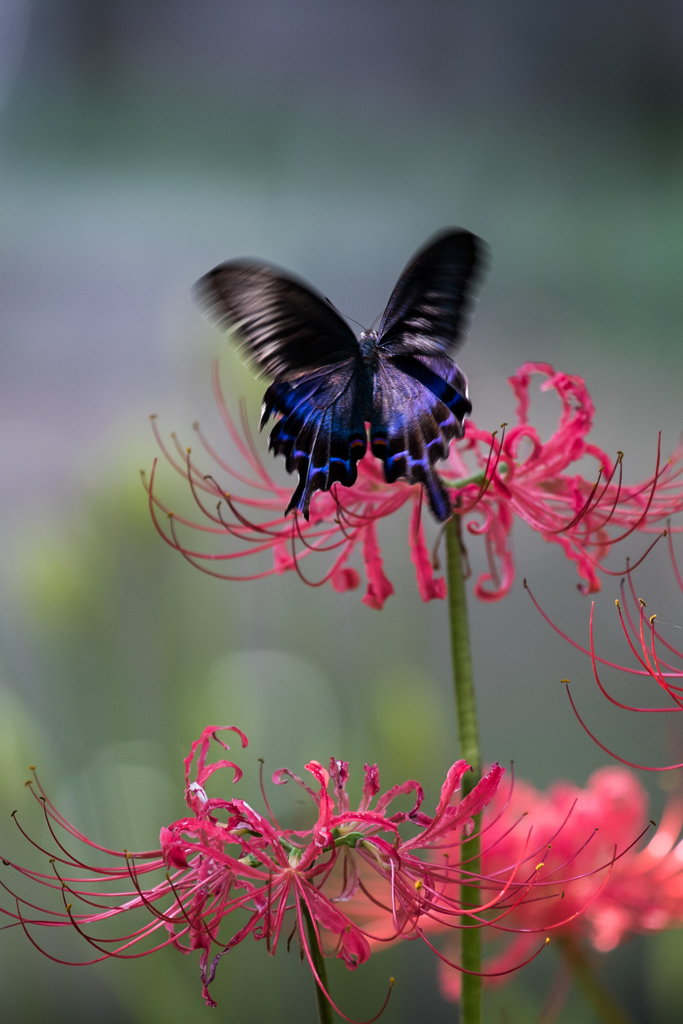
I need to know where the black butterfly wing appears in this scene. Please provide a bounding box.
[195,260,359,378]
[262,361,371,519]
[195,258,369,518]
[365,229,485,519]
[369,354,471,522]
[376,229,487,358]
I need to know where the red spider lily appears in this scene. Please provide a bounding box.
[434,766,678,1008]
[527,533,683,772]
[144,361,683,607]
[1,725,557,1019]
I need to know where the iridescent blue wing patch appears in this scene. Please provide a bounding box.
[261,360,370,518]
[370,354,471,521]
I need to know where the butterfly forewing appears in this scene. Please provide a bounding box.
[376,229,487,358]
[195,261,359,379]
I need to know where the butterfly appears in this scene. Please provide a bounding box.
[195,229,488,522]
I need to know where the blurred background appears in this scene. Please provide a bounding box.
[1,1,683,1021]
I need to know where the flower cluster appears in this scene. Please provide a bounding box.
[145,361,683,608]
[435,766,683,1006]
[1,724,558,1018]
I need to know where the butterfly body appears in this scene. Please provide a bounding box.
[196,229,488,522]
[359,330,380,369]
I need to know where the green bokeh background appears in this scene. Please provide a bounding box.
[1,2,683,1021]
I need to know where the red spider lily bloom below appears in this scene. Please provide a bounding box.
[145,361,683,607]
[526,533,683,771]
[1,725,550,1020]
[435,766,680,1005]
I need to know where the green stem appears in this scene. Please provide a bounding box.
[558,936,635,1024]
[302,900,334,1024]
[446,514,482,1024]
[452,462,508,491]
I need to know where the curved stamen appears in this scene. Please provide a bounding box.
[564,683,683,771]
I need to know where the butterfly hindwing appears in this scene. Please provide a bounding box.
[377,229,487,359]
[262,361,371,518]
[370,354,471,522]
[388,354,472,427]
[195,260,359,378]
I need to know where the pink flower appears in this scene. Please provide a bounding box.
[436,766,683,1003]
[145,361,683,606]
[527,532,683,771]
[2,725,528,1018]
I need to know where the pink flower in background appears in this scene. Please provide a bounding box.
[145,361,683,607]
[2,725,531,1018]
[436,766,683,1004]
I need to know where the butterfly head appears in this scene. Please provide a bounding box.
[359,329,379,369]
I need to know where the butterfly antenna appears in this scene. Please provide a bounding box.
[324,297,367,332]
